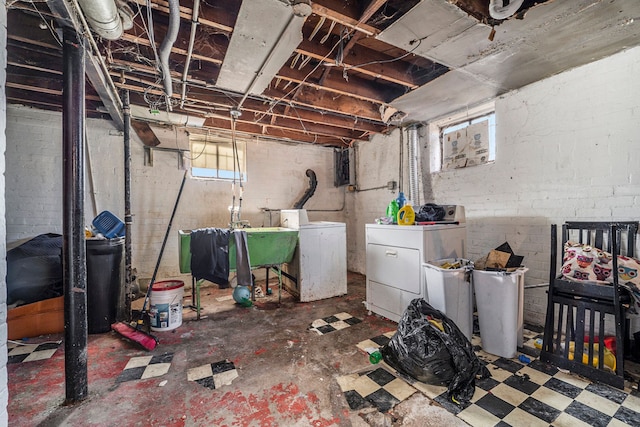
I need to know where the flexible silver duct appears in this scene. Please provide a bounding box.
[159,0,181,99]
[76,0,123,40]
[180,0,201,108]
[407,124,420,205]
[489,0,525,20]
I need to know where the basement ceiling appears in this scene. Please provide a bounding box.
[6,0,640,148]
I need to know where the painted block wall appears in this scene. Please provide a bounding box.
[0,3,8,425]
[353,46,640,327]
[5,107,344,284]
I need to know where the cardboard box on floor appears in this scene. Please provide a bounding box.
[475,242,524,272]
[8,296,64,340]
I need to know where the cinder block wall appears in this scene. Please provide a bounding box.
[352,46,640,327]
[5,107,344,282]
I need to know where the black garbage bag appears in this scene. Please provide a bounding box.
[381,298,490,404]
[7,233,64,305]
[415,203,446,222]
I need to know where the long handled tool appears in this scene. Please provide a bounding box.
[112,170,188,351]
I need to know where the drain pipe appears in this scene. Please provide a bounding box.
[489,0,525,20]
[159,0,181,103]
[62,26,88,404]
[293,169,317,209]
[180,0,200,109]
[407,124,421,205]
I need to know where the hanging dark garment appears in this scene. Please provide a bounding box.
[233,230,252,288]
[190,228,231,287]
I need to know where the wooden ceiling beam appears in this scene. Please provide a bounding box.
[263,85,383,123]
[108,64,385,133]
[201,116,355,146]
[129,0,234,34]
[116,80,383,137]
[310,3,379,36]
[119,33,223,66]
[296,38,419,89]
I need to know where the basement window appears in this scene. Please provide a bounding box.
[189,135,246,181]
[427,102,496,172]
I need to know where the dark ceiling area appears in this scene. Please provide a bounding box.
[6,0,638,148]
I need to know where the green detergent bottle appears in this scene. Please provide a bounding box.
[386,199,399,223]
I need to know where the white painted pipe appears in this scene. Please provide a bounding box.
[407,125,420,205]
[76,0,123,40]
[489,0,525,20]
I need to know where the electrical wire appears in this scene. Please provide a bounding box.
[252,27,355,124]
[30,2,62,47]
[343,38,423,72]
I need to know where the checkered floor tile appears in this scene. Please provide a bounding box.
[115,353,174,383]
[187,360,238,390]
[349,332,640,426]
[337,366,417,412]
[7,341,61,364]
[309,312,362,335]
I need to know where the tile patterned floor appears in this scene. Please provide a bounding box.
[346,331,640,426]
[309,312,362,335]
[115,352,174,383]
[187,360,238,390]
[7,341,61,364]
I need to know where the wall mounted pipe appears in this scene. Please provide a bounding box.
[489,0,525,20]
[180,0,200,108]
[406,124,420,205]
[76,0,123,40]
[159,0,181,100]
[293,169,317,209]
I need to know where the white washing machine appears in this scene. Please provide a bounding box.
[281,210,347,302]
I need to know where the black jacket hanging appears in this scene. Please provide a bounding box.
[190,228,231,287]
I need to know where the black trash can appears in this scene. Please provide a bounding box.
[86,237,125,334]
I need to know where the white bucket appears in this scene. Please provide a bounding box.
[149,280,184,331]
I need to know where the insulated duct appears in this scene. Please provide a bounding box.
[293,169,317,209]
[489,0,525,20]
[407,125,420,206]
[159,0,181,99]
[76,0,127,40]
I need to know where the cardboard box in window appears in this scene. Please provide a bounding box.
[8,296,64,340]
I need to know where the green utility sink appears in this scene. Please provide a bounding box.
[179,227,299,274]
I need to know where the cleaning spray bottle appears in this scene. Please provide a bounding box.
[397,200,415,226]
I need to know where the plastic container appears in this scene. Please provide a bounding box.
[396,192,406,208]
[386,199,399,223]
[473,268,527,358]
[369,350,382,364]
[397,204,415,226]
[92,210,125,238]
[424,258,474,340]
[150,280,184,331]
[86,237,125,334]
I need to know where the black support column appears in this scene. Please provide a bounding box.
[122,89,132,320]
[62,26,88,403]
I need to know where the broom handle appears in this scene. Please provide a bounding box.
[140,170,188,318]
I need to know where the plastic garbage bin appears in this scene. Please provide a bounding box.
[86,237,125,334]
[473,268,527,358]
[424,258,474,340]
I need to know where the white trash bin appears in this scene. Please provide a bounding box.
[473,268,527,358]
[424,258,474,341]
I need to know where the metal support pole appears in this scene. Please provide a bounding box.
[62,26,88,403]
[122,89,133,320]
